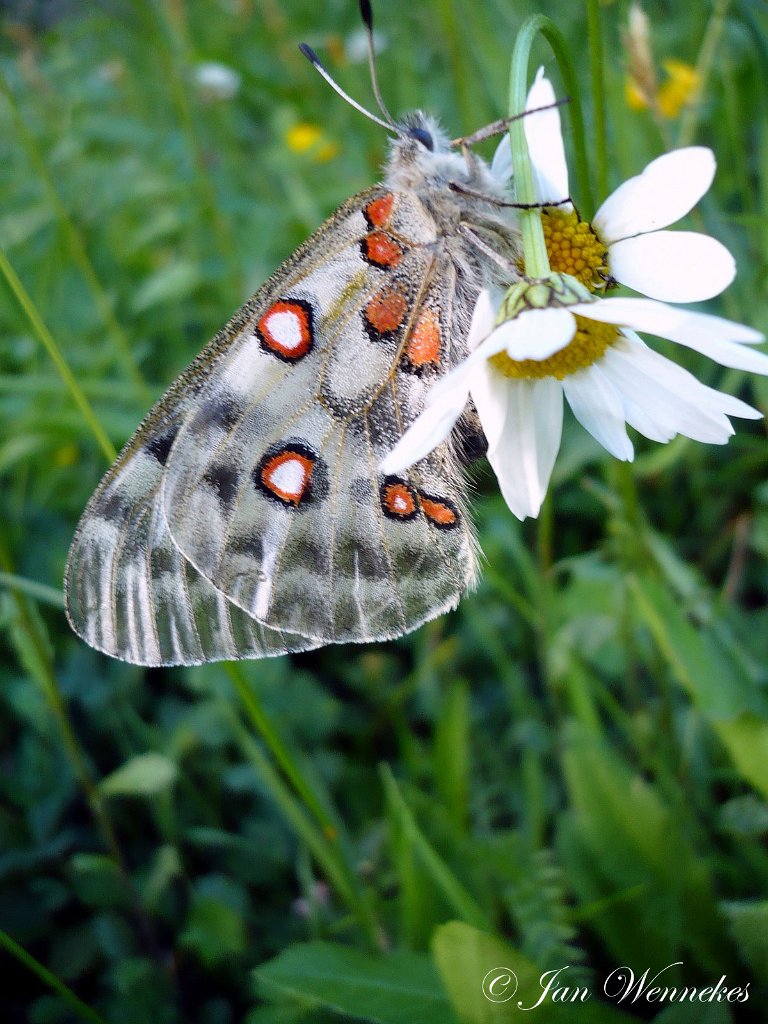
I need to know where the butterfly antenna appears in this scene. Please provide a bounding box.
[358,0,395,128]
[299,43,394,132]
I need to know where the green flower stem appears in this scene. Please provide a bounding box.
[0,72,150,403]
[0,928,108,1024]
[0,243,116,462]
[509,16,595,270]
[508,21,549,277]
[586,0,609,201]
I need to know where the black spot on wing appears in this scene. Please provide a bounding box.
[203,462,240,507]
[98,487,131,523]
[196,394,247,433]
[145,427,179,466]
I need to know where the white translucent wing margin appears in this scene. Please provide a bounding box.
[65,417,322,666]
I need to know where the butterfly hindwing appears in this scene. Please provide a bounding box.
[161,188,478,644]
[64,402,323,666]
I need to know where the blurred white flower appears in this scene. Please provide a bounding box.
[192,61,241,102]
[344,27,387,64]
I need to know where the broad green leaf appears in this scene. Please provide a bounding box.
[99,752,177,797]
[181,898,247,967]
[630,577,766,720]
[715,715,768,800]
[68,853,126,909]
[432,922,638,1024]
[631,577,768,796]
[721,900,768,982]
[558,723,726,975]
[432,920,541,1024]
[255,942,456,1024]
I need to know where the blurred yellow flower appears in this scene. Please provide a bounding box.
[284,123,339,162]
[626,60,700,118]
[625,77,649,112]
[657,59,701,118]
[285,123,323,153]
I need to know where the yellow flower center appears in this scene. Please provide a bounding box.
[490,315,620,380]
[541,209,608,290]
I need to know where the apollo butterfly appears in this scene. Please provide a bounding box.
[64,3,522,665]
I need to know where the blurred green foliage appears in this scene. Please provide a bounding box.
[1,0,768,1022]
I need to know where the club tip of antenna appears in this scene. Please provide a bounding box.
[298,42,320,66]
[359,0,374,31]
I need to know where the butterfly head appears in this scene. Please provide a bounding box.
[387,111,499,194]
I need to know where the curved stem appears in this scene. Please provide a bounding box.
[508,18,550,277]
[510,16,595,221]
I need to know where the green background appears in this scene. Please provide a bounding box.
[1,0,768,1021]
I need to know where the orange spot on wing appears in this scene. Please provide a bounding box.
[406,309,441,367]
[420,493,459,530]
[381,478,418,520]
[365,287,408,336]
[362,231,403,269]
[364,193,394,228]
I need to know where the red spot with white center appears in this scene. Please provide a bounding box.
[381,477,419,521]
[258,448,315,506]
[257,299,314,361]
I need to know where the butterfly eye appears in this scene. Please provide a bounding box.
[407,126,434,151]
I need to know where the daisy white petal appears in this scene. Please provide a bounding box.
[573,297,768,373]
[469,360,511,454]
[491,137,513,184]
[478,375,563,520]
[615,332,762,420]
[497,306,576,360]
[593,147,716,244]
[608,232,735,302]
[380,379,470,474]
[466,288,498,350]
[561,365,634,460]
[524,68,570,205]
[600,343,737,444]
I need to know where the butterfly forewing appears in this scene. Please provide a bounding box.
[161,188,477,644]
[66,186,479,664]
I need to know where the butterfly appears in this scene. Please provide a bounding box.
[65,6,522,666]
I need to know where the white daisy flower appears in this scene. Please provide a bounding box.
[381,288,767,521]
[492,69,736,303]
[381,71,766,520]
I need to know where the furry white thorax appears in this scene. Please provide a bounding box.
[383,111,505,197]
